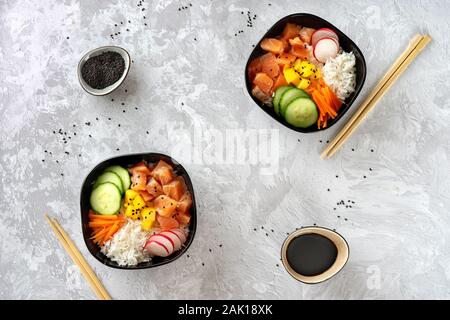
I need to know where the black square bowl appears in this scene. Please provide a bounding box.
[245,13,367,133]
[80,153,197,269]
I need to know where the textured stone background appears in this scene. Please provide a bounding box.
[1,0,449,299]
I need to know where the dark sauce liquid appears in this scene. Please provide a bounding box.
[286,233,338,277]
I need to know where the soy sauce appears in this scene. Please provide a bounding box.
[286,233,337,277]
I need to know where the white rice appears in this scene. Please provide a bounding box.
[322,51,357,101]
[101,220,152,266]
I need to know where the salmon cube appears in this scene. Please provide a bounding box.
[175,213,191,227]
[260,38,285,54]
[152,160,174,185]
[281,23,301,41]
[259,53,280,79]
[139,190,154,202]
[162,177,186,201]
[176,192,192,216]
[154,195,177,217]
[128,162,151,176]
[157,215,180,231]
[146,177,163,199]
[253,73,274,95]
[131,171,147,191]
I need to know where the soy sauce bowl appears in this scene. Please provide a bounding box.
[245,13,367,133]
[77,46,131,96]
[80,153,197,269]
[281,226,349,284]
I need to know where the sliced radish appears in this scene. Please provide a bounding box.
[171,229,187,244]
[313,38,339,63]
[145,240,171,257]
[311,28,339,47]
[161,231,182,251]
[145,235,174,257]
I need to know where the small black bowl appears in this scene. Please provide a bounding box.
[80,153,197,269]
[245,13,367,133]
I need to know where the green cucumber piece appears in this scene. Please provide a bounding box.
[279,88,310,118]
[284,98,319,128]
[90,182,122,215]
[93,172,124,194]
[273,86,292,115]
[104,165,131,191]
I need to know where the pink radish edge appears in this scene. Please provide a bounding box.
[313,37,339,62]
[145,240,170,255]
[311,28,339,47]
[158,233,175,251]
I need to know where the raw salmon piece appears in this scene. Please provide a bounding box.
[272,74,289,91]
[131,171,147,191]
[275,53,297,66]
[281,23,301,41]
[157,215,180,231]
[152,160,174,185]
[299,27,316,45]
[289,37,305,47]
[162,177,186,201]
[251,86,272,104]
[260,38,285,54]
[253,73,274,95]
[146,177,163,199]
[139,190,154,202]
[176,192,192,216]
[128,162,151,176]
[175,212,191,227]
[290,45,309,60]
[247,57,262,81]
[154,195,177,217]
[260,53,280,79]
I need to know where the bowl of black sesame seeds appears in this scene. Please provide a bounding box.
[77,46,131,96]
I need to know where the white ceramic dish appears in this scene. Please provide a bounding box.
[77,46,130,96]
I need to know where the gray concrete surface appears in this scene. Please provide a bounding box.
[1,0,449,299]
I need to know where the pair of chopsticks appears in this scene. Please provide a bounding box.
[322,34,432,159]
[45,214,112,300]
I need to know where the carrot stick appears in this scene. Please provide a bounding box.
[89,221,116,228]
[104,222,120,243]
[89,214,121,220]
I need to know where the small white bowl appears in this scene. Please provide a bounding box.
[77,46,131,96]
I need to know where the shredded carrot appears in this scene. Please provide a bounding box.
[89,220,117,228]
[88,211,124,246]
[308,79,342,129]
[104,221,120,243]
[89,213,122,220]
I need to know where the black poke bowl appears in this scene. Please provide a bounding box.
[80,153,197,269]
[245,13,367,133]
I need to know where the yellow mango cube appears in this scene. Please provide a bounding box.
[297,78,311,90]
[283,67,300,86]
[124,189,139,207]
[125,205,141,220]
[141,207,156,231]
[132,194,145,210]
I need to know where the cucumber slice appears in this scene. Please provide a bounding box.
[90,182,122,215]
[273,86,292,115]
[284,98,319,128]
[279,88,310,117]
[104,165,131,191]
[93,172,124,194]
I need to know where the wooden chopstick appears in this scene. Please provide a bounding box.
[45,214,112,300]
[321,34,422,158]
[322,34,431,158]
